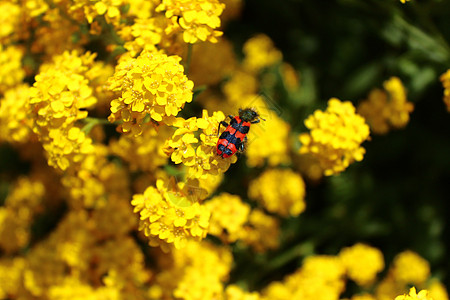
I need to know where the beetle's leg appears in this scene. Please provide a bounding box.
[251,116,266,124]
[238,136,247,153]
[217,115,234,136]
[217,121,229,136]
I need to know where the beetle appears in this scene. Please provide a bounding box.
[216,108,265,158]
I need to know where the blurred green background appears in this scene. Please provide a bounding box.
[224,0,450,291]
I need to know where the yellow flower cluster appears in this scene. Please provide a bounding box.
[188,38,236,86]
[2,0,448,299]
[0,258,25,299]
[206,193,280,252]
[163,110,237,179]
[400,0,411,3]
[206,193,250,242]
[248,168,306,217]
[339,243,385,286]
[242,34,283,73]
[242,208,280,252]
[191,34,292,169]
[0,45,25,93]
[0,84,33,143]
[258,246,448,300]
[299,98,370,176]
[29,51,97,171]
[131,179,210,252]
[245,107,291,167]
[1,208,148,299]
[357,77,414,134]
[0,1,21,43]
[395,287,433,300]
[156,0,225,43]
[390,250,430,285]
[0,177,45,253]
[150,240,232,299]
[262,255,346,300]
[108,50,194,135]
[31,8,81,59]
[440,69,450,112]
[375,250,446,300]
[74,0,126,25]
[109,123,170,172]
[225,285,261,300]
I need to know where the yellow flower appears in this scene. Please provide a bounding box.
[82,0,126,24]
[400,0,410,3]
[0,84,34,143]
[225,285,261,300]
[131,179,210,252]
[395,287,433,300]
[124,16,165,56]
[440,69,450,112]
[163,110,237,179]
[428,280,449,300]
[206,193,250,243]
[339,243,384,286]
[242,34,283,73]
[0,177,45,253]
[262,255,346,300]
[91,237,152,290]
[22,0,49,17]
[0,1,21,43]
[29,51,97,165]
[127,0,159,19]
[108,50,194,135]
[152,240,232,299]
[156,0,225,44]
[48,276,121,300]
[189,38,237,86]
[357,77,414,134]
[19,210,95,297]
[0,257,25,299]
[375,274,404,300]
[280,62,300,91]
[296,153,324,182]
[248,169,306,217]
[350,293,377,300]
[60,144,111,208]
[391,250,430,285]
[299,98,370,176]
[0,44,25,93]
[223,70,259,104]
[241,209,280,252]
[224,94,290,168]
[245,103,291,167]
[31,8,82,58]
[91,194,138,238]
[109,123,171,172]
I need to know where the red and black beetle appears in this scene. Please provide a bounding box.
[216,108,265,158]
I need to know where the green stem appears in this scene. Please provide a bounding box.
[409,1,450,56]
[193,85,207,99]
[265,241,314,271]
[81,117,112,134]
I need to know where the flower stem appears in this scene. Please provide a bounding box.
[81,117,112,134]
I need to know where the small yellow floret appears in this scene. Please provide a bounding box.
[339,243,384,286]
